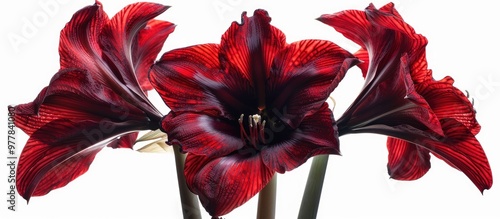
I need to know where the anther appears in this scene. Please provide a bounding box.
[252,114,261,125]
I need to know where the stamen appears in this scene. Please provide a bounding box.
[238,114,244,123]
[250,115,260,147]
[238,113,267,149]
[239,114,250,141]
[259,120,267,144]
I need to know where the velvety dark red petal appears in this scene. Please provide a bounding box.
[16,119,147,201]
[321,2,490,193]
[99,2,169,96]
[58,2,166,120]
[387,137,430,180]
[353,49,369,77]
[355,119,492,192]
[268,39,359,128]
[42,69,148,122]
[15,104,97,137]
[220,9,286,84]
[261,103,340,173]
[162,112,244,158]
[354,47,432,83]
[317,9,370,50]
[416,78,480,135]
[59,1,109,76]
[133,19,175,91]
[318,3,431,83]
[14,87,48,117]
[14,69,153,136]
[378,2,403,18]
[150,44,247,119]
[370,3,432,81]
[219,9,286,111]
[107,132,138,149]
[13,87,50,135]
[364,3,431,83]
[337,55,442,137]
[184,153,274,217]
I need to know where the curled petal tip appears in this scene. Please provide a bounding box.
[253,9,271,18]
[480,181,493,194]
[315,14,330,22]
[240,11,248,20]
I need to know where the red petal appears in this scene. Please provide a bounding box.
[16,119,144,201]
[364,3,431,83]
[220,9,286,86]
[150,44,246,119]
[416,78,480,135]
[317,9,370,50]
[13,86,48,116]
[13,87,49,135]
[14,69,152,137]
[99,2,169,96]
[353,47,431,82]
[261,103,340,173]
[218,10,286,112]
[185,153,274,217]
[107,132,138,149]
[337,55,442,137]
[318,3,431,83]
[162,112,244,158]
[269,39,358,128]
[42,69,146,122]
[423,119,491,192]
[133,19,175,91]
[59,2,109,76]
[358,119,492,192]
[378,2,403,19]
[320,3,439,136]
[57,2,167,119]
[387,137,430,180]
[353,49,369,77]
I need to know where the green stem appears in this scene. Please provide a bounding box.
[173,145,202,219]
[298,155,329,219]
[256,174,277,219]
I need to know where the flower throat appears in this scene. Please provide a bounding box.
[238,113,268,150]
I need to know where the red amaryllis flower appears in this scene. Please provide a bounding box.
[12,1,174,201]
[318,3,492,191]
[149,10,359,217]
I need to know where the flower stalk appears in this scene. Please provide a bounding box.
[256,174,277,219]
[298,155,329,219]
[173,145,201,219]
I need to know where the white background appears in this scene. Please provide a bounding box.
[1,0,499,218]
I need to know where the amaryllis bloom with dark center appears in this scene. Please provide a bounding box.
[149,10,358,217]
[12,1,174,201]
[319,3,492,191]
